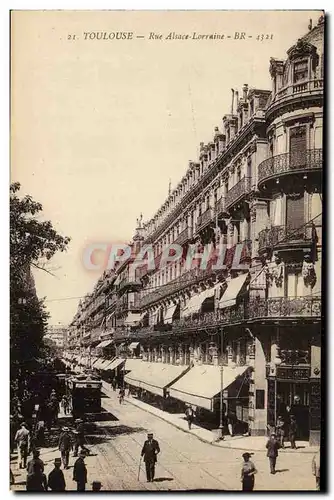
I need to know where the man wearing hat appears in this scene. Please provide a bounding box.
[73,450,87,491]
[141,432,160,482]
[58,426,73,469]
[14,422,30,469]
[47,458,66,492]
[240,452,257,491]
[265,432,281,474]
[73,418,89,457]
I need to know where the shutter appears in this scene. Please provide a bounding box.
[286,195,305,230]
[289,126,306,168]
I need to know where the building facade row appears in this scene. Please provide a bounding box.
[66,18,323,445]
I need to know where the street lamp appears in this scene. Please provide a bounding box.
[219,330,225,440]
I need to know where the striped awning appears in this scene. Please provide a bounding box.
[219,274,249,309]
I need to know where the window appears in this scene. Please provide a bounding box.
[237,166,241,183]
[293,60,309,83]
[214,189,218,205]
[289,126,307,168]
[286,194,305,230]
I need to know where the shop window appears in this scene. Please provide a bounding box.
[293,60,309,83]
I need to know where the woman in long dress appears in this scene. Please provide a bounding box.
[241,452,257,491]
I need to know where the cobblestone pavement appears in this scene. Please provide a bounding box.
[10,390,317,492]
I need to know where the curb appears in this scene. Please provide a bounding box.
[122,395,316,454]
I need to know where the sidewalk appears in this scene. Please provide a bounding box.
[102,383,316,454]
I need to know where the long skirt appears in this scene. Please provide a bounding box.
[242,476,255,491]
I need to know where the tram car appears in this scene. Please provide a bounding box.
[67,373,102,419]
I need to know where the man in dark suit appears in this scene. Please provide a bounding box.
[266,432,281,474]
[73,450,87,491]
[141,432,160,482]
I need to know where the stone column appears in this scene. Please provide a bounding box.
[227,343,234,366]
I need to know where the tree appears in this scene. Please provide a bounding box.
[10,182,71,382]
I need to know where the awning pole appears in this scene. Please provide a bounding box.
[219,327,225,440]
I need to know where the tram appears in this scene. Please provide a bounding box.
[67,373,102,419]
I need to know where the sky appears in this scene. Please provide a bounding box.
[11,10,321,326]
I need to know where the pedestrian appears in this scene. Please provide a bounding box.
[240,452,257,491]
[14,422,30,469]
[312,450,320,491]
[185,405,195,430]
[119,387,125,404]
[60,394,69,415]
[59,426,73,469]
[288,415,298,449]
[92,480,102,491]
[73,418,89,457]
[266,432,281,474]
[276,415,285,448]
[227,411,235,437]
[48,458,66,491]
[141,432,160,482]
[73,450,87,491]
[26,449,47,491]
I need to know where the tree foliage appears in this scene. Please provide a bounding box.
[10,182,71,377]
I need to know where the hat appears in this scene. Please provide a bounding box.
[147,432,153,436]
[62,426,69,431]
[79,450,86,457]
[20,422,27,427]
[271,432,276,436]
[242,452,252,459]
[54,458,61,464]
[92,481,102,489]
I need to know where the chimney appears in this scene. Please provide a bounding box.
[231,89,235,114]
[235,90,239,109]
[308,19,313,31]
[243,84,248,100]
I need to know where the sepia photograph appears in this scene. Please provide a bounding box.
[10,9,324,491]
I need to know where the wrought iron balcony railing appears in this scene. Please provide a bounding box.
[258,149,322,187]
[279,349,309,365]
[174,226,190,246]
[248,296,321,319]
[215,196,226,216]
[196,207,215,232]
[225,177,251,210]
[258,224,315,253]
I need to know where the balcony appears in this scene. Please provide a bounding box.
[258,224,315,254]
[172,304,246,332]
[215,196,226,216]
[248,296,321,321]
[174,226,190,246]
[273,79,323,103]
[196,207,215,233]
[118,278,142,294]
[225,177,251,210]
[258,149,322,188]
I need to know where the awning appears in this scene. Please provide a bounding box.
[164,304,177,324]
[128,342,139,350]
[183,284,221,317]
[114,275,121,286]
[104,358,125,371]
[96,339,114,349]
[124,358,143,372]
[100,358,116,371]
[124,362,190,397]
[168,365,250,411]
[124,313,142,326]
[92,357,104,369]
[219,274,249,309]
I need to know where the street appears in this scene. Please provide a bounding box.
[11,389,316,491]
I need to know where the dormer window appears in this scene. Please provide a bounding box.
[293,60,309,83]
